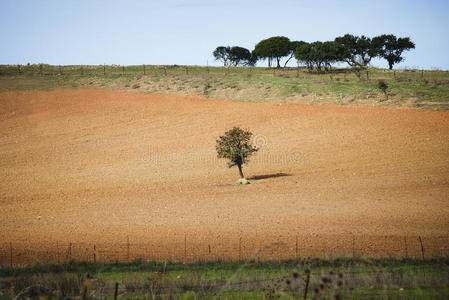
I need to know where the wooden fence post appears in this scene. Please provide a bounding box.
[418,236,425,259]
[239,237,242,261]
[56,241,60,264]
[143,64,146,75]
[352,235,355,258]
[93,245,97,263]
[9,242,13,269]
[184,234,187,263]
[113,282,119,300]
[68,243,72,262]
[404,237,408,258]
[127,236,130,262]
[295,235,299,259]
[122,65,125,75]
[103,64,106,76]
[303,270,310,300]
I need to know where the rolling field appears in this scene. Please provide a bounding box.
[0,89,449,265]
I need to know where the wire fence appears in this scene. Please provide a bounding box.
[0,63,446,82]
[1,234,448,268]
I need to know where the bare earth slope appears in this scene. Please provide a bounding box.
[1,89,448,264]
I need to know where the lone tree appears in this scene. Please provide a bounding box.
[216,127,258,179]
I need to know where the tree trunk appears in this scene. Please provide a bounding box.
[237,163,244,179]
[284,53,294,68]
[388,61,393,70]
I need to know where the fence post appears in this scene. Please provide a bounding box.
[418,236,425,259]
[184,234,187,263]
[56,241,60,264]
[103,64,106,76]
[239,237,242,261]
[127,236,130,262]
[113,282,119,300]
[122,65,125,75]
[404,237,408,258]
[39,64,43,76]
[93,245,97,263]
[143,64,146,75]
[68,243,72,262]
[295,235,299,259]
[352,235,355,258]
[303,270,310,300]
[9,242,13,269]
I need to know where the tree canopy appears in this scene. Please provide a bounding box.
[373,34,415,69]
[253,36,291,68]
[215,34,415,70]
[213,46,254,66]
[334,34,379,67]
[216,127,258,179]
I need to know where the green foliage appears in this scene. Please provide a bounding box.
[213,46,254,66]
[216,127,258,178]
[1,258,448,299]
[334,34,378,67]
[253,36,291,68]
[374,34,415,69]
[213,46,231,66]
[378,80,388,94]
[228,46,253,66]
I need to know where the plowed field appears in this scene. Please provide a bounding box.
[1,89,448,264]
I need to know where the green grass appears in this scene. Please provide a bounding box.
[1,258,448,299]
[1,64,449,109]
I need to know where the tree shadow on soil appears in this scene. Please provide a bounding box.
[248,172,292,181]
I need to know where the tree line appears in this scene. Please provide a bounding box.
[213,34,415,70]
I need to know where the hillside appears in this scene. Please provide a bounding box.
[1,65,449,110]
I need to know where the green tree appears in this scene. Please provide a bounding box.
[213,46,231,66]
[228,46,253,66]
[216,127,259,179]
[295,42,313,70]
[334,34,379,67]
[284,40,306,67]
[374,34,415,69]
[321,41,341,71]
[253,36,291,68]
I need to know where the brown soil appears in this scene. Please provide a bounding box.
[1,89,448,264]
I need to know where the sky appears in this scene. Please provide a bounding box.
[1,0,448,70]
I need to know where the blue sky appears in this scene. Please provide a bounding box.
[1,0,448,69]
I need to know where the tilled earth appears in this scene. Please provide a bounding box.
[0,89,448,265]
